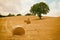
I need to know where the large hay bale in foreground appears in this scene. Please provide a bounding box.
[13,27,25,36]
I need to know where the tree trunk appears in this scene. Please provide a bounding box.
[38,14,42,19]
[40,16,41,19]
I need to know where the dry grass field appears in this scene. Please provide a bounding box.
[0,16,60,40]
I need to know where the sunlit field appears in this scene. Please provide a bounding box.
[0,16,60,40]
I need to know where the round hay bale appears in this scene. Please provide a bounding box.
[24,18,31,24]
[13,27,25,36]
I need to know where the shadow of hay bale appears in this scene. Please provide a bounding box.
[13,27,25,36]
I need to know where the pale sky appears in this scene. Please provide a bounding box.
[0,0,60,17]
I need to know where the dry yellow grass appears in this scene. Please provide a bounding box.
[0,16,60,40]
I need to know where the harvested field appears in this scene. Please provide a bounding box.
[0,16,60,40]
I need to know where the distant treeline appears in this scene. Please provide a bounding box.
[0,13,14,18]
[0,13,21,18]
[0,13,33,18]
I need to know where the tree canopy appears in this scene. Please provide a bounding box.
[30,2,50,19]
[25,13,32,16]
[17,14,22,16]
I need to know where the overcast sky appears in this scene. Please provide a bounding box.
[0,0,60,17]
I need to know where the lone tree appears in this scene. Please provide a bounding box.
[30,2,50,19]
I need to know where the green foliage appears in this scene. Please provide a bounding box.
[0,14,2,17]
[0,14,6,18]
[0,13,15,18]
[25,13,32,16]
[7,13,15,17]
[30,2,50,19]
[17,14,22,16]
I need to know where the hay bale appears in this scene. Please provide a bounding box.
[13,27,25,36]
[24,18,31,24]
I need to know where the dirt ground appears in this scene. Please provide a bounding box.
[0,16,60,40]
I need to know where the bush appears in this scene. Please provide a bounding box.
[0,14,6,18]
[7,13,15,17]
[25,13,32,16]
[17,14,22,16]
